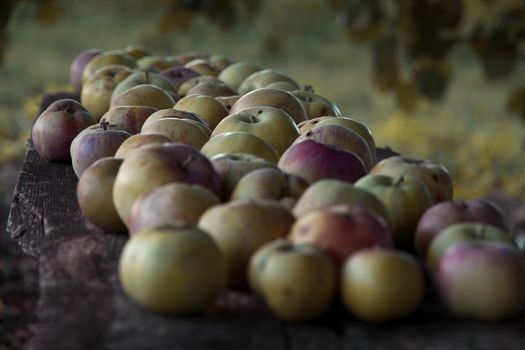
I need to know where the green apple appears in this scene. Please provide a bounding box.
[141,118,209,149]
[82,51,136,84]
[290,90,341,119]
[110,84,176,110]
[238,69,300,95]
[201,132,280,164]
[217,62,261,91]
[136,55,182,71]
[110,71,177,104]
[174,94,228,129]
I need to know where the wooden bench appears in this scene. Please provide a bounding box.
[6,96,525,349]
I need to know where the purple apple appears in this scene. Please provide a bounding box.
[159,66,200,91]
[32,99,97,162]
[70,121,132,178]
[415,199,508,258]
[277,139,367,184]
[437,242,525,321]
[70,48,104,92]
[100,106,158,134]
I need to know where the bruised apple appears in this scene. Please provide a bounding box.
[100,106,157,134]
[128,183,220,236]
[32,99,97,162]
[119,226,226,314]
[77,157,126,232]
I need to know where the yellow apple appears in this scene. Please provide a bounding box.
[174,94,228,129]
[201,132,280,164]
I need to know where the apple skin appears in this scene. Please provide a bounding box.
[142,108,210,130]
[295,124,374,171]
[354,174,434,250]
[293,179,389,223]
[77,157,126,232]
[174,94,229,129]
[289,204,392,268]
[82,51,136,85]
[110,84,176,110]
[141,118,209,149]
[215,95,241,113]
[371,156,453,203]
[118,45,152,60]
[238,69,300,95]
[114,133,172,159]
[290,90,341,120]
[436,242,525,321]
[187,81,237,97]
[111,71,177,103]
[248,239,337,321]
[316,116,377,164]
[202,132,280,164]
[178,76,223,96]
[119,226,226,314]
[135,55,182,71]
[197,199,295,289]
[210,153,277,200]
[80,65,134,120]
[32,99,97,162]
[113,143,222,226]
[277,139,367,185]
[128,183,220,236]
[341,247,425,322]
[159,66,200,92]
[208,54,236,70]
[99,106,157,134]
[212,106,300,155]
[297,116,332,134]
[217,62,260,91]
[426,222,516,272]
[415,199,508,259]
[231,168,309,210]
[184,58,221,77]
[70,48,104,93]
[230,88,308,124]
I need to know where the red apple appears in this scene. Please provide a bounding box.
[159,66,200,92]
[70,48,104,92]
[437,242,525,321]
[100,106,158,134]
[289,204,392,268]
[415,199,508,259]
[114,133,172,159]
[277,139,367,184]
[32,99,97,162]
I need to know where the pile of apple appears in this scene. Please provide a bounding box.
[31,45,525,322]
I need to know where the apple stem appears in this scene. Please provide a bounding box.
[393,176,404,187]
[249,115,258,123]
[100,121,109,131]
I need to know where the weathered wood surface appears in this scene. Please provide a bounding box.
[6,140,525,350]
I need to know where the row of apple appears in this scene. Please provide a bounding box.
[31,45,525,323]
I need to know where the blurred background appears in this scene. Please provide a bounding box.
[0,0,524,347]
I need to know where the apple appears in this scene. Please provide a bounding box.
[290,90,341,119]
[141,118,209,149]
[238,69,300,95]
[99,106,157,134]
[184,58,221,76]
[316,116,377,164]
[70,121,132,178]
[426,222,516,272]
[118,45,152,60]
[202,132,280,164]
[70,48,104,92]
[371,156,453,203]
[32,99,97,162]
[187,81,237,97]
[415,199,508,259]
[354,174,434,250]
[198,199,295,288]
[214,95,240,113]
[77,157,126,232]
[436,242,525,321]
[174,51,209,64]
[113,143,222,225]
[159,66,200,92]
[297,116,332,134]
[111,71,177,103]
[208,54,236,70]
[264,81,301,91]
[212,106,300,155]
[114,133,171,159]
[294,124,374,171]
[277,139,367,185]
[142,108,210,130]
[136,55,182,71]
[82,51,136,85]
[292,179,389,222]
[174,94,228,129]
[178,75,223,96]
[248,239,337,321]
[128,183,220,236]
[289,204,392,268]
[110,84,176,110]
[230,88,308,124]
[217,62,260,91]
[119,226,226,314]
[80,65,133,120]
[341,247,425,322]
[231,168,309,210]
[210,153,277,199]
